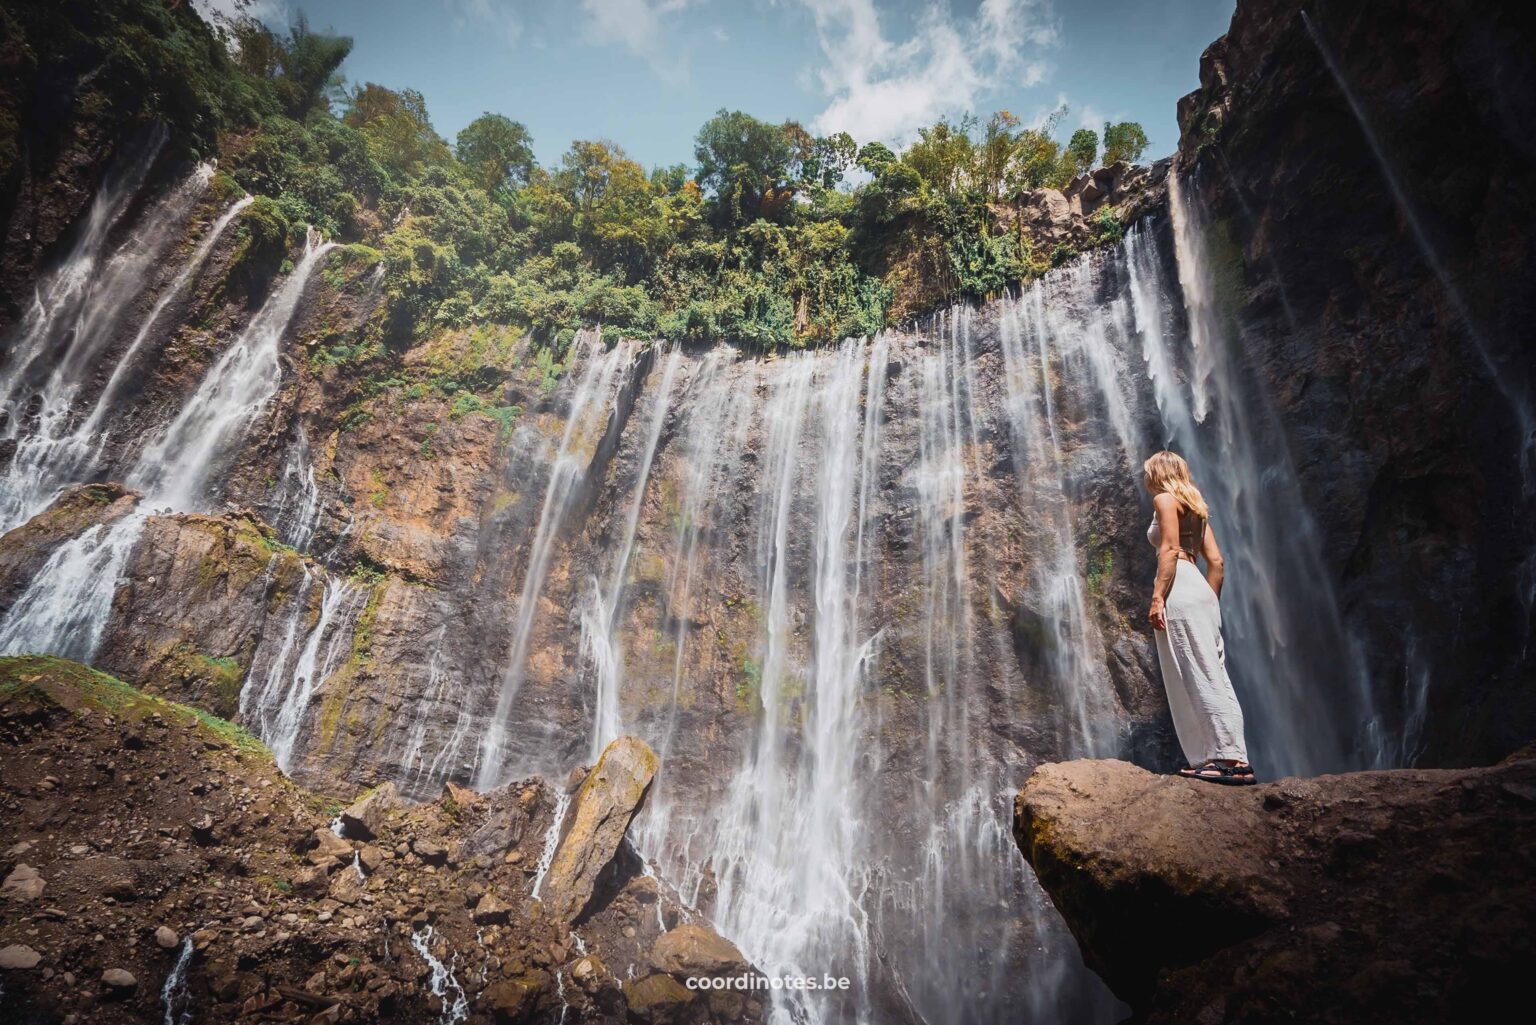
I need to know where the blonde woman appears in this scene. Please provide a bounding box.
[1143,451,1255,785]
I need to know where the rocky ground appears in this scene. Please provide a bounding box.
[1013,753,1536,1024]
[0,657,763,1024]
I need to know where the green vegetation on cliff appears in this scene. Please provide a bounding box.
[4,0,1149,351]
[0,655,270,758]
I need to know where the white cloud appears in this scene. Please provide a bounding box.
[801,0,1059,145]
[191,0,290,29]
[580,0,700,84]
[442,0,525,45]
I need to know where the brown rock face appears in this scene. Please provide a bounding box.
[540,736,658,924]
[1013,755,1536,1023]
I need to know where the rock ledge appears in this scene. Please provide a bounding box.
[1013,754,1536,1024]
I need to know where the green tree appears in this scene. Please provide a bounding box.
[856,141,896,174]
[456,113,535,196]
[903,116,977,194]
[558,139,669,277]
[274,15,352,116]
[693,109,796,226]
[1006,106,1067,192]
[344,84,451,182]
[1102,121,1149,165]
[977,111,1020,199]
[1068,128,1098,174]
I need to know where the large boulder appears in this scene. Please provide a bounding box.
[1017,187,1074,243]
[336,782,400,841]
[623,972,696,1023]
[539,736,658,924]
[0,863,44,901]
[650,923,751,981]
[1013,754,1536,1024]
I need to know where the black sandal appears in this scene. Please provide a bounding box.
[1178,760,1257,786]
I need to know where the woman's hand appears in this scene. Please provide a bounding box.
[1148,596,1167,631]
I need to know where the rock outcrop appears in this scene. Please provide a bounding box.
[0,657,761,1024]
[1013,755,1536,1024]
[1175,0,1536,763]
[540,735,659,925]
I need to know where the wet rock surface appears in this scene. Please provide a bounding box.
[0,657,763,1024]
[1175,0,1536,763]
[1013,754,1536,1023]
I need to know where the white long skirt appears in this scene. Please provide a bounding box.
[1154,559,1249,765]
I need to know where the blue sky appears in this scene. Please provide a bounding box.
[199,0,1235,171]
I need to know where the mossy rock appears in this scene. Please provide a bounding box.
[0,655,270,760]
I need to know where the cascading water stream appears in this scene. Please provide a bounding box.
[399,627,477,790]
[131,230,339,511]
[0,127,167,424]
[410,925,469,1025]
[582,344,681,759]
[1157,183,1385,774]
[242,570,364,772]
[270,422,326,551]
[476,335,638,788]
[160,934,195,1025]
[77,194,257,450]
[0,168,243,531]
[996,289,1122,758]
[530,788,573,900]
[0,229,338,688]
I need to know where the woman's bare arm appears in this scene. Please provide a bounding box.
[1148,493,1182,631]
[1201,520,1225,598]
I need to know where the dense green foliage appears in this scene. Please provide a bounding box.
[5,1,1152,353]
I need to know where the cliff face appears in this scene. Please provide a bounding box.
[1174,0,1536,764]
[1013,756,1536,1024]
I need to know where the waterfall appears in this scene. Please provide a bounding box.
[131,230,339,511]
[0,168,243,531]
[583,343,682,760]
[0,229,337,676]
[0,511,148,662]
[996,282,1122,759]
[475,335,639,788]
[159,934,195,1025]
[410,926,469,1025]
[595,216,1425,1022]
[655,348,751,759]
[398,626,477,790]
[530,787,573,900]
[270,422,326,551]
[1156,184,1383,774]
[241,570,364,772]
[0,128,167,426]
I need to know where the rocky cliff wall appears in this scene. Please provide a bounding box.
[1174,0,1536,764]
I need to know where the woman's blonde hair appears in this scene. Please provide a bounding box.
[1143,450,1210,519]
